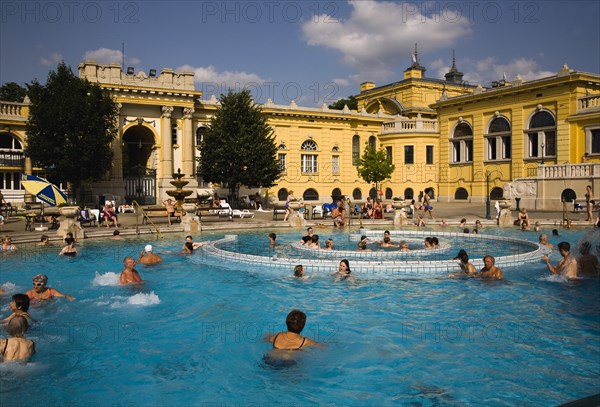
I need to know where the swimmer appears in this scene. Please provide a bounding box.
[543,242,578,279]
[0,315,35,362]
[181,242,195,254]
[119,257,143,285]
[301,227,314,244]
[380,236,398,249]
[539,234,555,250]
[479,255,503,280]
[293,265,305,278]
[1,235,17,252]
[138,244,163,266]
[333,259,353,281]
[182,235,205,251]
[307,234,321,249]
[59,237,78,257]
[268,233,278,246]
[357,236,371,251]
[455,250,477,275]
[324,239,334,250]
[111,230,122,239]
[25,274,75,301]
[264,310,319,350]
[39,235,50,246]
[2,294,34,325]
[398,241,410,252]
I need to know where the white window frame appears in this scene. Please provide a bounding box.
[585,126,600,156]
[278,153,287,173]
[331,155,340,175]
[450,122,473,164]
[301,154,318,173]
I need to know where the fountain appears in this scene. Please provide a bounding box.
[166,169,198,231]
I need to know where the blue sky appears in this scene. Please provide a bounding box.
[1,0,599,106]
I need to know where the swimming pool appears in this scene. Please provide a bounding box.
[1,227,599,406]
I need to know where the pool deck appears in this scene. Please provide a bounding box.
[1,201,594,245]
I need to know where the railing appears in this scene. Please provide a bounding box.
[578,95,600,112]
[537,163,598,178]
[0,101,28,120]
[0,151,25,167]
[131,200,162,239]
[381,118,437,135]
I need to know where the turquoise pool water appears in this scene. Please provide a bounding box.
[0,227,599,406]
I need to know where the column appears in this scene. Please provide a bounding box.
[161,105,174,180]
[182,107,195,179]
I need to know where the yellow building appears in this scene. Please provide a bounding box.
[1,57,598,211]
[432,64,600,210]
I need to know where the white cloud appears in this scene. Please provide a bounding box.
[301,0,472,83]
[177,64,271,99]
[461,57,556,86]
[40,52,63,66]
[332,77,350,87]
[82,48,140,65]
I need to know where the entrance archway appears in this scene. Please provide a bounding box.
[122,125,157,205]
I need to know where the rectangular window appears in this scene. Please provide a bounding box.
[301,154,318,173]
[465,140,473,162]
[331,155,339,175]
[404,145,414,164]
[426,145,434,164]
[502,136,511,159]
[452,141,461,163]
[592,129,600,154]
[386,146,392,164]
[278,153,286,172]
[528,133,539,157]
[487,138,497,160]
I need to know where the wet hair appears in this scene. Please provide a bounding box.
[12,294,30,312]
[185,242,194,251]
[458,251,470,263]
[358,241,367,250]
[185,235,193,241]
[483,255,495,264]
[580,241,591,255]
[454,249,467,260]
[310,234,319,243]
[268,233,276,240]
[301,236,311,244]
[552,229,559,236]
[463,228,470,234]
[40,235,49,242]
[306,227,313,233]
[65,237,75,245]
[293,265,304,277]
[431,237,439,246]
[113,230,120,236]
[460,218,467,223]
[325,239,334,248]
[340,259,351,273]
[557,241,571,253]
[286,309,307,334]
[361,235,368,241]
[384,230,390,235]
[7,315,28,337]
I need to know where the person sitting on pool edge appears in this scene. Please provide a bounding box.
[0,315,35,362]
[26,274,75,302]
[264,309,319,350]
[2,294,34,325]
[120,257,143,285]
[478,255,503,280]
[138,244,163,266]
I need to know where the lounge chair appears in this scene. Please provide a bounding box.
[231,209,254,219]
[79,209,97,227]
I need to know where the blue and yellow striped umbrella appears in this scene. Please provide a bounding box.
[21,174,68,207]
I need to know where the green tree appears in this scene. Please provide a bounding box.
[0,82,27,102]
[356,142,395,194]
[328,95,358,110]
[25,62,118,203]
[197,89,281,206]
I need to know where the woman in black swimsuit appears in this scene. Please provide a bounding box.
[59,237,78,257]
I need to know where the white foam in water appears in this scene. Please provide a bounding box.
[539,274,570,283]
[128,291,161,306]
[1,282,17,292]
[92,271,120,286]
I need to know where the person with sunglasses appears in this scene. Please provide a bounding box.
[25,274,75,302]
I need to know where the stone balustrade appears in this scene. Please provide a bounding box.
[0,101,28,120]
[578,94,600,112]
[381,118,437,135]
[537,163,598,178]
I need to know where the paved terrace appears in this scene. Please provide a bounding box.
[0,201,593,245]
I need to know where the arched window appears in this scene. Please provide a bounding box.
[450,121,473,163]
[527,110,556,160]
[485,116,511,161]
[561,189,576,203]
[303,188,319,201]
[385,188,393,200]
[490,187,504,200]
[352,135,360,166]
[404,188,414,200]
[0,132,24,191]
[369,187,378,199]
[0,132,23,150]
[331,188,342,201]
[455,188,469,200]
[368,136,377,150]
[352,188,362,200]
[277,188,288,201]
[301,140,318,173]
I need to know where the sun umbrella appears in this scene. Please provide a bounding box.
[21,174,68,207]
